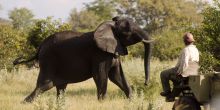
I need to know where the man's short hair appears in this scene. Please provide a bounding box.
[183,32,195,43]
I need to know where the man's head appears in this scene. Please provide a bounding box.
[183,32,195,45]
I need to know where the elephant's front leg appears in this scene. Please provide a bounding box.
[108,60,132,98]
[56,84,67,98]
[92,62,109,100]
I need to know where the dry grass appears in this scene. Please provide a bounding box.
[0,58,176,110]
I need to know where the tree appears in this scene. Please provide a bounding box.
[0,24,27,70]
[0,18,11,25]
[68,9,102,32]
[114,0,204,33]
[28,17,72,49]
[193,1,220,73]
[152,29,185,60]
[9,7,34,31]
[85,0,116,20]
[68,0,116,32]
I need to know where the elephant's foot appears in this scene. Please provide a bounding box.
[23,88,42,103]
[97,91,107,100]
[125,86,132,99]
[101,93,107,100]
[23,95,35,103]
[144,80,149,86]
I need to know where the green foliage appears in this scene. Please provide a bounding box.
[193,1,220,72]
[127,43,144,59]
[28,17,72,49]
[9,7,34,31]
[127,29,184,60]
[0,18,11,25]
[199,52,219,74]
[69,0,116,32]
[85,0,116,20]
[152,29,184,60]
[0,17,72,69]
[0,24,27,70]
[114,0,204,33]
[68,9,102,32]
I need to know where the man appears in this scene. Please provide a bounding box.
[160,32,199,102]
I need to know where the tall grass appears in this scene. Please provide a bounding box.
[0,58,176,110]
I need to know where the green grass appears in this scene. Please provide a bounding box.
[0,58,176,110]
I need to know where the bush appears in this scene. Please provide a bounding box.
[152,29,184,60]
[127,43,144,59]
[193,1,220,72]
[199,52,219,74]
[0,24,27,70]
[28,17,72,49]
[127,29,185,61]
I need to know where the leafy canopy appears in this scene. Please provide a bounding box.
[194,1,220,73]
[68,9,101,32]
[0,24,27,70]
[28,17,72,49]
[9,7,34,31]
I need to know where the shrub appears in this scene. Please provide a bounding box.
[152,29,184,60]
[193,1,220,72]
[0,24,27,70]
[127,29,185,61]
[28,17,72,49]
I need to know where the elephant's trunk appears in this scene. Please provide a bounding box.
[144,42,152,85]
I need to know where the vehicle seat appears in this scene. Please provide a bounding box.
[172,77,193,97]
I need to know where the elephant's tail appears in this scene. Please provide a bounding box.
[13,45,41,65]
[13,55,37,65]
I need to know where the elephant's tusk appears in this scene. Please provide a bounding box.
[214,71,220,74]
[142,39,154,43]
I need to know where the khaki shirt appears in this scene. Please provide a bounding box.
[175,44,199,77]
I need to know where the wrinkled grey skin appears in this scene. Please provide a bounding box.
[14,17,152,102]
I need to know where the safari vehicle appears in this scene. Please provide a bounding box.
[171,72,220,110]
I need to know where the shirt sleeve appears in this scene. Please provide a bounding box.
[177,48,190,74]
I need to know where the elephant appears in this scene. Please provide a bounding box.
[13,16,152,102]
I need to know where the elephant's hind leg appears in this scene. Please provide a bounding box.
[109,64,132,98]
[24,80,54,102]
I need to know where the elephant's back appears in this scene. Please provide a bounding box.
[38,31,95,57]
[53,31,83,42]
[52,31,96,56]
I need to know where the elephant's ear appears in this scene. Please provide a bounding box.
[94,21,128,56]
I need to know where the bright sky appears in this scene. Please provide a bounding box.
[0,0,213,22]
[0,0,94,21]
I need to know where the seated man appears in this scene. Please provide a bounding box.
[160,32,200,102]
